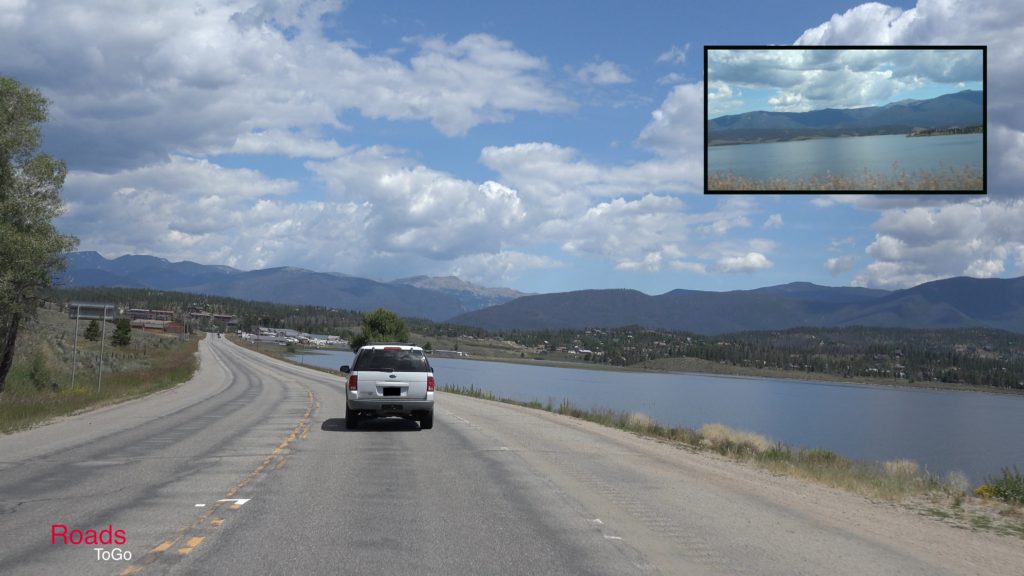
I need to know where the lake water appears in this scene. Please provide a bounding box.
[707,133,983,181]
[297,350,1024,484]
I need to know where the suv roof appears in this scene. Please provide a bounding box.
[359,343,419,348]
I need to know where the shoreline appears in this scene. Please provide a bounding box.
[270,340,1024,398]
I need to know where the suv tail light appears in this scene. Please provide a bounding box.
[348,374,358,391]
[427,375,435,392]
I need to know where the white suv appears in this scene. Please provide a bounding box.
[340,344,435,430]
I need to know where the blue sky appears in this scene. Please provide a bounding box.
[3,0,1023,296]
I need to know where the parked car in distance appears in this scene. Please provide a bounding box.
[340,344,435,430]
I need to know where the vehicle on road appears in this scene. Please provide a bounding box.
[340,344,435,430]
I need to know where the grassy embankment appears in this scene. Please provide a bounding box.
[0,307,200,433]
[708,164,983,191]
[442,383,1024,538]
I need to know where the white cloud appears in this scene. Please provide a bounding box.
[657,72,684,86]
[58,157,367,271]
[825,255,859,276]
[449,251,564,286]
[480,140,700,208]
[708,47,979,113]
[636,82,704,157]
[657,43,689,65]
[716,252,773,273]
[307,147,527,260]
[763,214,784,229]
[575,60,633,85]
[851,199,1024,288]
[0,2,571,170]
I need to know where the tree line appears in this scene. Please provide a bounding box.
[505,325,1024,389]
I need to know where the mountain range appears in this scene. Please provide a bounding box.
[707,90,983,145]
[58,252,1024,334]
[450,277,1024,334]
[57,252,527,321]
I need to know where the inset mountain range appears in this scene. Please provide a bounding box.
[708,90,983,145]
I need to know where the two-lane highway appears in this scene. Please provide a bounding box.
[2,336,1022,575]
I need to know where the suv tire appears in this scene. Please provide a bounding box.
[419,411,433,430]
[345,404,359,430]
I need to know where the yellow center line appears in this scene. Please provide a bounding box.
[122,384,317,573]
[177,536,205,555]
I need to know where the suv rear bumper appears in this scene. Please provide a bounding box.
[347,395,434,417]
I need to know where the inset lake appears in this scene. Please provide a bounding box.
[708,133,982,183]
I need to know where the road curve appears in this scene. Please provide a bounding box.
[1,336,1021,575]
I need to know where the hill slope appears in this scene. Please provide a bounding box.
[708,90,983,145]
[57,252,520,321]
[451,277,1024,334]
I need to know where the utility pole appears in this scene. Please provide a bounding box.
[97,305,108,393]
[71,304,80,389]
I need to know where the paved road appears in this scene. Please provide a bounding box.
[1,336,1021,575]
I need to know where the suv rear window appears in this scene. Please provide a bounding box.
[353,348,432,372]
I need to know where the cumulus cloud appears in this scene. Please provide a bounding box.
[708,47,979,114]
[763,214,784,229]
[825,255,859,276]
[449,251,564,286]
[851,199,1024,287]
[574,60,633,85]
[716,252,773,273]
[636,82,704,157]
[58,156,366,271]
[657,43,689,65]
[307,146,528,260]
[0,2,570,171]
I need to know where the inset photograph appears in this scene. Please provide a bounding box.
[705,46,985,194]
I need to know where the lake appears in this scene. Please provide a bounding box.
[295,350,1023,484]
[707,133,982,182]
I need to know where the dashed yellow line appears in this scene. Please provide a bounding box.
[177,536,205,555]
[150,540,174,553]
[126,383,317,572]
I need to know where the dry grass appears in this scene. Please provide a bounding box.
[0,308,201,433]
[699,422,774,455]
[707,164,983,192]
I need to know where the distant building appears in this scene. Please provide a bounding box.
[128,308,175,322]
[68,302,115,321]
[189,312,239,326]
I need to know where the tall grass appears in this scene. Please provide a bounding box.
[0,309,201,433]
[708,164,983,191]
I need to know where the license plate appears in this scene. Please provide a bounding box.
[383,387,401,397]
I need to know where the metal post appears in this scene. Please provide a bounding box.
[97,306,107,393]
[71,305,80,389]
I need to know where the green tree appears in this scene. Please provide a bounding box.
[84,319,100,341]
[111,318,131,347]
[349,308,409,350]
[0,76,78,393]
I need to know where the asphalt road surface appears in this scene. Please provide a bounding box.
[1,336,1021,575]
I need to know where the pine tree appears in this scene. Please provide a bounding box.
[111,318,131,347]
[84,320,101,341]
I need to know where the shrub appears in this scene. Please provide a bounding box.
[985,466,1024,505]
